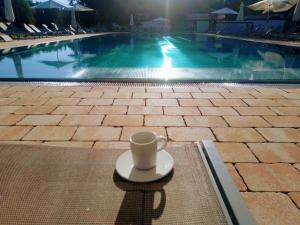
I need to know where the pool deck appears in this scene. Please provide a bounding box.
[0,83,299,224]
[0,32,114,49]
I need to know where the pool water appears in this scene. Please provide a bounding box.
[1,33,300,82]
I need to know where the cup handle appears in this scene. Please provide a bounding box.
[157,135,167,151]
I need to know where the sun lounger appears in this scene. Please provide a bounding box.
[51,22,75,35]
[42,24,54,33]
[0,32,13,42]
[0,22,9,32]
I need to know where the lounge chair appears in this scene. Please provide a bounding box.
[0,22,9,33]
[42,24,54,33]
[0,32,13,42]
[51,22,75,35]
[29,24,49,35]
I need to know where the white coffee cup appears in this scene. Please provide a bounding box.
[130,131,167,170]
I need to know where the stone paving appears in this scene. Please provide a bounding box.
[0,84,300,225]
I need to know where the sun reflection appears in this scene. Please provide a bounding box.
[159,37,176,80]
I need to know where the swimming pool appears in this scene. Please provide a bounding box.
[1,33,300,82]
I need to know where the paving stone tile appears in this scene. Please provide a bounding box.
[234,107,276,115]
[0,126,32,140]
[90,106,127,115]
[43,141,93,148]
[184,116,227,127]
[114,99,145,106]
[0,85,10,91]
[11,98,49,106]
[225,163,247,191]
[102,92,132,99]
[18,115,64,126]
[0,141,42,145]
[270,107,300,115]
[0,106,22,114]
[243,99,281,107]
[121,127,166,141]
[7,86,37,92]
[276,99,300,106]
[283,88,300,94]
[263,116,300,127]
[164,107,200,115]
[200,87,229,93]
[257,128,300,142]
[199,107,238,116]
[147,87,173,93]
[52,106,92,115]
[250,92,285,99]
[79,98,113,106]
[73,127,121,141]
[132,92,161,99]
[223,116,271,127]
[147,99,178,106]
[145,115,185,126]
[0,114,24,125]
[71,92,103,98]
[14,105,57,115]
[242,192,300,225]
[60,115,104,126]
[93,141,130,149]
[213,128,265,142]
[215,143,258,162]
[167,142,192,147]
[282,92,300,99]
[248,143,300,163]
[172,87,201,92]
[45,97,81,106]
[63,87,92,92]
[39,91,73,98]
[0,98,16,105]
[91,86,119,92]
[9,91,44,99]
[288,192,300,209]
[103,115,143,126]
[211,99,247,107]
[227,87,257,94]
[23,126,76,141]
[167,127,215,141]
[35,86,64,92]
[191,93,223,99]
[179,99,212,106]
[119,87,145,93]
[255,87,286,95]
[128,106,163,115]
[162,92,192,99]
[236,163,300,191]
[222,93,253,99]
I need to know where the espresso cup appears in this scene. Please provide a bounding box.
[130,131,167,170]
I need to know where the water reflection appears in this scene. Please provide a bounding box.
[0,34,300,81]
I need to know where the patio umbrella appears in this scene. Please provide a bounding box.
[236,2,245,21]
[130,14,134,26]
[210,7,238,15]
[4,0,15,22]
[293,0,300,21]
[67,4,94,29]
[12,55,23,78]
[248,0,297,14]
[40,49,74,69]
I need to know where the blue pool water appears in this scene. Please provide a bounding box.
[1,33,300,82]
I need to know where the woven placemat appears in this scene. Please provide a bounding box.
[0,143,228,225]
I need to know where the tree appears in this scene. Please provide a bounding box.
[12,0,35,24]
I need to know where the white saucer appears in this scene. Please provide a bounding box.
[116,150,174,183]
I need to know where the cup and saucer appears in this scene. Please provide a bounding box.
[116,131,174,183]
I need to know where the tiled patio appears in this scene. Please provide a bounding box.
[0,83,300,225]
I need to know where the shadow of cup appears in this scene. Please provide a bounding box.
[113,171,173,225]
